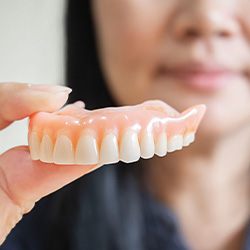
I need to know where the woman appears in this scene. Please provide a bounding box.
[0,0,249,249]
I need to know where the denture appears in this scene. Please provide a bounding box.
[28,100,206,165]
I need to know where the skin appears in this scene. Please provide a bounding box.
[92,0,250,250]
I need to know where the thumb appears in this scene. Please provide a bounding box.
[0,146,102,210]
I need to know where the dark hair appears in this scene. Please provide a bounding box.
[66,0,115,109]
[50,0,145,249]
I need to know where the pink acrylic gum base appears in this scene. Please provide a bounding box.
[29,101,206,151]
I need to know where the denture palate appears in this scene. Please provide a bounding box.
[28,100,206,165]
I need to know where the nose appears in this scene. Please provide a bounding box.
[172,3,240,41]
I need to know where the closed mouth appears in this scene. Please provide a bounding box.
[155,63,246,91]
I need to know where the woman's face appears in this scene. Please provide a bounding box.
[92,0,250,138]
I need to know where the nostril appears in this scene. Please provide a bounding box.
[173,11,239,42]
[181,27,233,40]
[216,30,232,38]
[185,28,200,39]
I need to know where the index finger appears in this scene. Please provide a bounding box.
[0,83,71,130]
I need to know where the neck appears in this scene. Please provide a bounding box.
[143,125,250,250]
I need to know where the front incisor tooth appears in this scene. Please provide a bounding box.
[100,134,119,164]
[40,134,53,163]
[183,133,195,146]
[75,134,99,165]
[140,131,155,159]
[168,135,183,152]
[120,130,140,163]
[155,132,167,157]
[53,135,75,164]
[29,132,40,160]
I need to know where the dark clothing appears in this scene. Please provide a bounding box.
[1,180,249,250]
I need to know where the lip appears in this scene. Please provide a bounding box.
[156,63,245,92]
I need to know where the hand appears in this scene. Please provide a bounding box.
[0,83,101,244]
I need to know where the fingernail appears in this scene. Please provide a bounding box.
[28,84,72,94]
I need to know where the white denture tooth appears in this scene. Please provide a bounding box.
[100,133,119,164]
[167,135,184,153]
[53,135,75,164]
[40,134,53,163]
[155,132,167,157]
[183,133,195,146]
[120,130,141,163]
[140,131,155,159]
[75,133,99,165]
[29,132,40,160]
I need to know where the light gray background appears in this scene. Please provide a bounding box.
[0,0,66,153]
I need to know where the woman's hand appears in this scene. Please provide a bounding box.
[0,83,101,244]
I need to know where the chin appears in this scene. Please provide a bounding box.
[196,107,250,142]
[197,117,231,140]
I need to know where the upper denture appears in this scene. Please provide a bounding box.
[28,100,206,165]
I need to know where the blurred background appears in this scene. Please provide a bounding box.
[0,0,66,153]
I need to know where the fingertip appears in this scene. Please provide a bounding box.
[40,91,70,112]
[0,83,73,128]
[27,84,72,94]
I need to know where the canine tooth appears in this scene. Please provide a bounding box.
[167,135,183,152]
[53,135,74,164]
[100,134,119,164]
[75,133,99,165]
[140,131,155,159]
[40,134,53,163]
[183,133,195,146]
[120,130,140,163]
[155,132,167,157]
[29,132,40,160]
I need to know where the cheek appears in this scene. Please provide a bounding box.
[183,83,250,138]
[94,1,165,47]
[99,14,161,69]
[93,1,154,60]
[93,1,175,103]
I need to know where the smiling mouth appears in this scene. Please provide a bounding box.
[156,64,247,92]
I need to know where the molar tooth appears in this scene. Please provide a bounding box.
[155,132,167,157]
[167,135,183,152]
[183,133,195,146]
[29,132,40,160]
[40,134,53,163]
[100,133,119,164]
[140,131,155,159]
[75,132,99,165]
[120,129,140,163]
[53,135,74,164]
